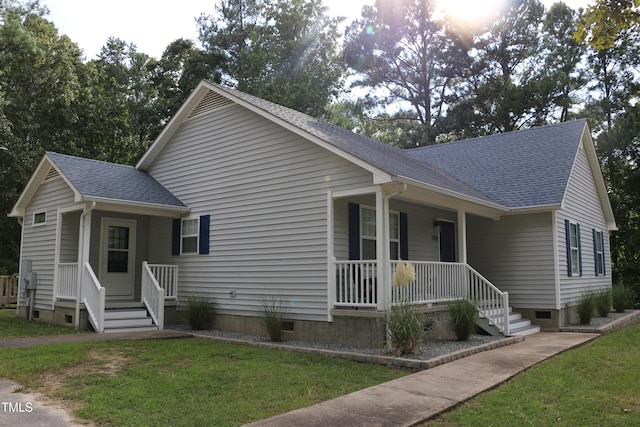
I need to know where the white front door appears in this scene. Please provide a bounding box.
[99,218,136,300]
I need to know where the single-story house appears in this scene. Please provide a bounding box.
[9,80,616,345]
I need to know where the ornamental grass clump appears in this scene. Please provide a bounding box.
[595,290,612,318]
[576,292,596,325]
[260,295,289,342]
[448,299,477,341]
[387,260,424,355]
[612,285,635,313]
[186,296,215,330]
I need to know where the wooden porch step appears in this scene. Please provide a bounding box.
[103,307,158,333]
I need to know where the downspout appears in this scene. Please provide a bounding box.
[75,202,96,329]
[382,183,407,309]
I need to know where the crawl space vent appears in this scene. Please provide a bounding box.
[188,91,233,119]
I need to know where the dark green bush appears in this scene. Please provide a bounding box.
[260,295,289,342]
[186,296,214,330]
[386,302,425,355]
[448,299,478,341]
[595,290,612,317]
[576,292,595,325]
[612,285,635,313]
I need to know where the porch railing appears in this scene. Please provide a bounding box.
[142,261,164,330]
[391,261,466,305]
[147,264,178,299]
[56,263,78,300]
[334,260,378,308]
[82,262,105,333]
[333,259,510,335]
[0,274,18,307]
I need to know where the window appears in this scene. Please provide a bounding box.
[565,220,582,277]
[172,215,210,256]
[594,230,605,276]
[181,218,199,254]
[360,206,399,260]
[33,211,46,227]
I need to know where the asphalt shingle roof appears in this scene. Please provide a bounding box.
[47,152,186,208]
[406,120,587,208]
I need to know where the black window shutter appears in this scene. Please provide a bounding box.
[348,203,360,260]
[171,218,181,256]
[577,223,583,276]
[601,232,606,276]
[400,212,408,260]
[565,219,571,276]
[592,228,598,276]
[199,215,210,255]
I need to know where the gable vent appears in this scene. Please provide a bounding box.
[44,167,60,181]
[188,91,233,119]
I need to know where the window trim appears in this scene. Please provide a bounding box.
[180,217,200,255]
[565,219,582,277]
[32,210,47,227]
[594,230,605,276]
[359,205,400,261]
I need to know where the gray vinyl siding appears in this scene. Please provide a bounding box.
[557,143,612,305]
[20,177,76,309]
[60,212,80,263]
[146,104,373,322]
[467,212,557,309]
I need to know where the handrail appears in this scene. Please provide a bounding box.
[465,264,510,336]
[147,264,178,299]
[82,262,105,333]
[141,261,164,330]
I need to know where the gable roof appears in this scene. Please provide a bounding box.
[137,80,504,210]
[407,120,587,209]
[10,152,188,217]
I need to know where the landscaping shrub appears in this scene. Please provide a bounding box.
[386,302,425,355]
[186,296,214,330]
[448,299,478,341]
[595,290,612,317]
[612,285,635,313]
[576,292,595,325]
[260,295,288,342]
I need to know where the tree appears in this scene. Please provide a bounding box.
[198,0,344,117]
[343,0,448,145]
[576,0,639,50]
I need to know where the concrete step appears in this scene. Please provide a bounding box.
[103,325,159,334]
[510,324,541,336]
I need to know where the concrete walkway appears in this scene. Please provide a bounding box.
[244,332,599,427]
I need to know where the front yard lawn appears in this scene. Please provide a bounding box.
[424,323,640,426]
[0,308,85,339]
[0,338,407,426]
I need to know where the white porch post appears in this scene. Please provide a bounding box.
[376,188,391,310]
[75,203,95,329]
[457,209,467,264]
[326,191,334,321]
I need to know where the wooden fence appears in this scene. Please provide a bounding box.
[0,275,18,307]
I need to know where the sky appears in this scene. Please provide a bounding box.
[44,0,594,61]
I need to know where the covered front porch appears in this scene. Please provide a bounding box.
[327,183,519,336]
[52,204,183,333]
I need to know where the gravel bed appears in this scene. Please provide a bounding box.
[169,324,504,361]
[563,310,631,329]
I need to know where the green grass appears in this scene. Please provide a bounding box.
[424,324,640,426]
[0,309,85,339]
[0,338,407,426]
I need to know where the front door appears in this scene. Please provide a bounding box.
[439,220,456,262]
[99,218,136,299]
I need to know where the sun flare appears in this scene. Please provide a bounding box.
[436,0,507,27]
